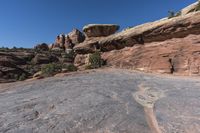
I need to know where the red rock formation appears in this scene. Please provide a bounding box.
[83,24,120,37]
[101,34,200,75]
[73,4,200,76]
[64,35,73,49]
[68,29,85,45]
[74,12,200,54]
[50,29,85,51]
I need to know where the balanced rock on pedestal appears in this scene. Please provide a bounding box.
[83,24,120,38]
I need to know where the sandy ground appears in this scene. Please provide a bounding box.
[0,69,200,133]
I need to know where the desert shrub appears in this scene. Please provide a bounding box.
[85,64,94,69]
[195,1,200,11]
[18,73,27,81]
[63,64,77,72]
[41,63,62,76]
[168,10,182,19]
[14,74,19,80]
[168,11,175,19]
[62,50,75,59]
[86,51,104,69]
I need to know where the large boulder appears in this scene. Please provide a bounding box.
[31,53,59,65]
[83,24,120,37]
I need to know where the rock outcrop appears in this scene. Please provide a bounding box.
[73,6,200,75]
[50,29,85,51]
[102,34,200,75]
[181,1,200,15]
[68,29,85,45]
[1,2,200,83]
[83,24,120,37]
[0,52,30,82]
[74,12,200,54]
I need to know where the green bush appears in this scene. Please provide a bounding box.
[18,73,27,81]
[41,63,62,76]
[195,1,200,11]
[87,51,103,69]
[85,64,93,69]
[168,11,175,19]
[63,64,77,72]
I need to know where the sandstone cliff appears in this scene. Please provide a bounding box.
[73,3,200,76]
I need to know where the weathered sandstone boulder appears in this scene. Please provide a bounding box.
[83,24,120,37]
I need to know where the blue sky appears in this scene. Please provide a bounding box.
[0,0,196,48]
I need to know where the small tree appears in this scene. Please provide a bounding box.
[168,11,175,19]
[18,73,27,81]
[86,51,104,69]
[195,1,200,11]
[63,64,77,72]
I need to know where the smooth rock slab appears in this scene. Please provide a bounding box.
[0,69,200,133]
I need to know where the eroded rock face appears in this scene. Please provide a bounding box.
[0,52,30,82]
[83,24,120,37]
[31,53,58,65]
[102,34,200,75]
[68,29,85,45]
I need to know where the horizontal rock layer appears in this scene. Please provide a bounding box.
[102,34,200,75]
[74,12,200,54]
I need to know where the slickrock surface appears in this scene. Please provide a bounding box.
[0,69,200,133]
